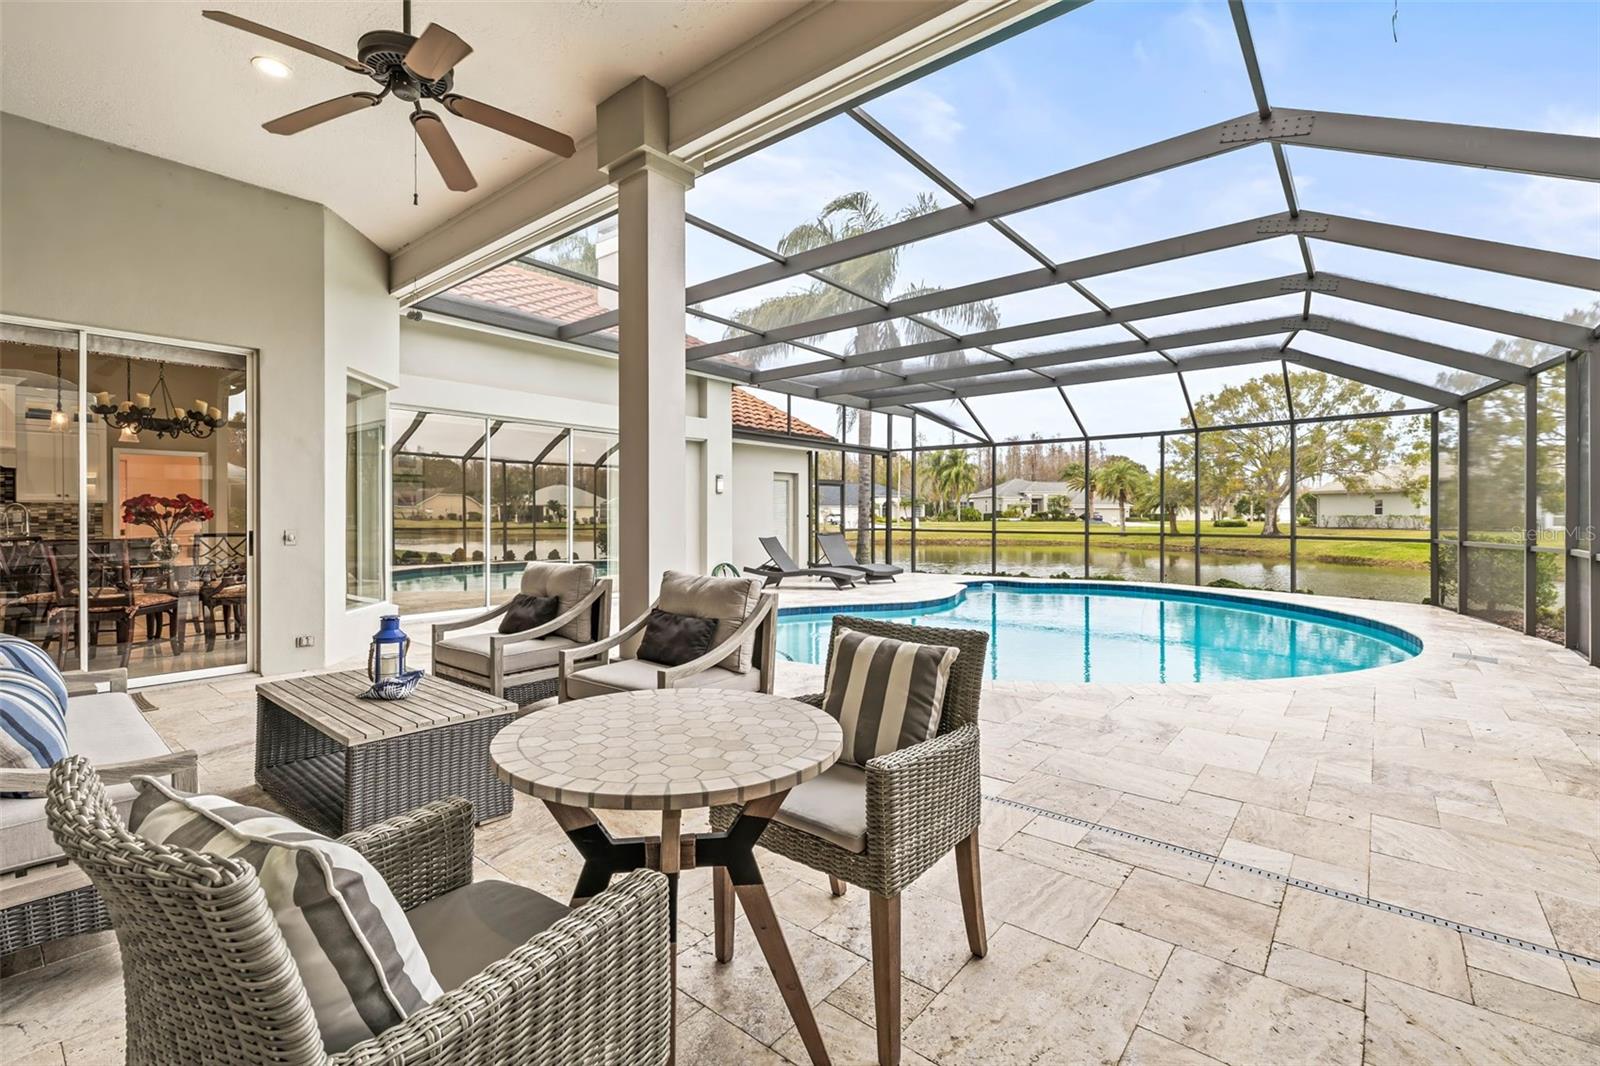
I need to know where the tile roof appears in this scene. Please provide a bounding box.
[444,263,834,443]
[732,388,834,440]
[450,261,615,333]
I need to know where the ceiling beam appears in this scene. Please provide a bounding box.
[1307,214,1600,291]
[873,346,1287,406]
[662,212,1293,355]
[750,269,1594,388]
[1317,317,1528,383]
[825,317,1311,398]
[665,210,1600,362]
[1295,274,1596,352]
[1284,349,1460,408]
[754,275,1298,383]
[681,109,1600,306]
[871,342,1461,410]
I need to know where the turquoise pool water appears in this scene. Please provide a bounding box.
[776,582,1420,684]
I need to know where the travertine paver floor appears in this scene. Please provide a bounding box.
[4,577,1599,1065]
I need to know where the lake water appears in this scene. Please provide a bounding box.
[910,543,1430,604]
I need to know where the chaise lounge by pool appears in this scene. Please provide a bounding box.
[777,581,1421,684]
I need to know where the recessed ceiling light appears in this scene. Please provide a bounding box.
[251,55,292,79]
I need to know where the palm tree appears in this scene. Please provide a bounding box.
[928,448,979,518]
[1094,458,1149,533]
[1060,460,1091,525]
[727,192,999,554]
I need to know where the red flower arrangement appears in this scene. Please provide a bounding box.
[121,493,215,542]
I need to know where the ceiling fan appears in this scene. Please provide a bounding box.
[202,1,575,192]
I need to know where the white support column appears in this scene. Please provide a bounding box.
[597,78,698,620]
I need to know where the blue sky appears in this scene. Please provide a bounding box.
[614,2,1598,443]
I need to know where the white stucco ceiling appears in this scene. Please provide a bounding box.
[0,0,808,252]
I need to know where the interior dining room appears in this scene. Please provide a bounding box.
[0,323,252,682]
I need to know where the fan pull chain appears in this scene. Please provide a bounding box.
[413,123,419,206]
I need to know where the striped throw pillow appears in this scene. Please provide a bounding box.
[0,670,69,797]
[129,777,443,1052]
[822,630,959,767]
[0,636,69,712]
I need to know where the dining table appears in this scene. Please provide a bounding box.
[489,687,843,1066]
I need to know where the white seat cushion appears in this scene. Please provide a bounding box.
[433,630,574,677]
[564,658,762,700]
[0,691,173,873]
[772,763,867,853]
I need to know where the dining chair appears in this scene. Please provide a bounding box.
[710,615,990,1066]
[192,532,248,650]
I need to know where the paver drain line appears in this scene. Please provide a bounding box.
[984,794,1600,970]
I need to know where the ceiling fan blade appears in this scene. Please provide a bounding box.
[443,95,576,158]
[411,111,477,192]
[263,93,382,135]
[201,10,368,73]
[404,23,473,81]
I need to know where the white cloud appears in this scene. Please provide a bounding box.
[873,86,965,146]
[1494,173,1600,256]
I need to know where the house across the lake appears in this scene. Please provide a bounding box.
[1303,466,1428,530]
[961,479,1123,522]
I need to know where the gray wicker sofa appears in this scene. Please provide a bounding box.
[0,667,197,956]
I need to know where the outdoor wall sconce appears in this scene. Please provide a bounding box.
[714,474,726,494]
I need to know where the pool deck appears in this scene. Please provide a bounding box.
[5,574,1600,1065]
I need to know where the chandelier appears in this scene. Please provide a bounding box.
[89,360,226,440]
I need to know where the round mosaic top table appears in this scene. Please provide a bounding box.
[489,688,842,1066]
[489,688,842,810]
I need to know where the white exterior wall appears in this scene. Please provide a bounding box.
[732,440,811,570]
[396,316,734,592]
[0,114,394,675]
[1314,491,1424,519]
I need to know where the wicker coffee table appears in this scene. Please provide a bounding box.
[491,688,842,1066]
[256,670,517,835]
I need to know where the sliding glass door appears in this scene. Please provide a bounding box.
[1,318,254,682]
[389,408,617,615]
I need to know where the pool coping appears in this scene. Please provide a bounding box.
[776,577,1424,656]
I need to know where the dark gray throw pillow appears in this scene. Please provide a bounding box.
[498,593,561,634]
[638,608,719,667]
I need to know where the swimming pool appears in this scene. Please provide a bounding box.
[775,582,1420,684]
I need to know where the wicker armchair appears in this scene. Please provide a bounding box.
[710,616,989,1066]
[558,585,778,701]
[432,569,613,705]
[45,756,672,1066]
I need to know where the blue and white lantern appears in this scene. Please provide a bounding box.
[368,615,410,684]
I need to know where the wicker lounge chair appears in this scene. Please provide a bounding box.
[559,571,778,700]
[818,532,903,583]
[710,616,989,1066]
[432,563,612,705]
[744,536,858,588]
[44,756,672,1066]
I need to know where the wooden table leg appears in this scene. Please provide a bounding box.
[542,801,612,906]
[736,880,830,1066]
[722,792,831,1066]
[660,809,681,1066]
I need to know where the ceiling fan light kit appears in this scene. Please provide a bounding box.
[202,2,573,195]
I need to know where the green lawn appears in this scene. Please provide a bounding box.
[819,519,1432,569]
